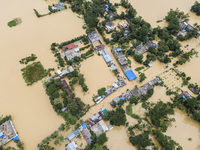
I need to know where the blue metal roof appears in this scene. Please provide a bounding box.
[152,43,157,47]
[124,70,137,81]
[82,123,87,129]
[102,95,106,99]
[120,97,124,100]
[117,48,122,52]
[0,132,4,138]
[103,54,112,62]
[107,90,111,94]
[13,136,19,142]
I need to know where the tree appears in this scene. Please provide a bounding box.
[147,101,175,132]
[78,74,85,85]
[191,1,200,16]
[96,133,108,145]
[81,83,89,92]
[134,54,143,64]
[129,131,152,149]
[72,77,78,84]
[139,73,146,83]
[91,143,101,150]
[84,11,98,28]
[98,87,106,96]
[110,107,126,126]
[129,95,138,105]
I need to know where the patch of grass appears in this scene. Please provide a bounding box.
[135,66,144,72]
[156,20,163,23]
[7,18,22,27]
[126,104,133,116]
[21,61,47,85]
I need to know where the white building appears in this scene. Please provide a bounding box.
[105,21,116,32]
[66,141,78,150]
[64,47,81,61]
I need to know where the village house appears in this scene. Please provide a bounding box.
[88,31,100,43]
[118,21,128,29]
[81,127,92,144]
[108,10,114,20]
[105,21,116,32]
[135,40,155,54]
[57,66,74,78]
[189,87,200,94]
[110,78,161,107]
[61,80,76,102]
[91,120,109,137]
[112,47,137,81]
[0,120,19,146]
[62,43,77,51]
[64,47,81,61]
[124,28,131,36]
[181,91,192,100]
[85,108,107,127]
[52,2,65,11]
[93,44,105,51]
[65,141,78,150]
[178,21,199,38]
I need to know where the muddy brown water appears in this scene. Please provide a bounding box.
[0,0,200,149]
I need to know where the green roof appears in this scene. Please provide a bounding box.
[102,109,108,114]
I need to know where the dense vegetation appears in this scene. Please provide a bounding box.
[147,101,175,132]
[19,54,37,64]
[0,115,12,125]
[21,61,47,85]
[129,131,153,149]
[110,107,126,126]
[7,18,22,27]
[191,1,200,16]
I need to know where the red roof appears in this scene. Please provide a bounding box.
[67,43,76,50]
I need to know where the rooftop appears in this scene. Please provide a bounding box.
[64,48,81,61]
[81,128,92,144]
[88,31,100,43]
[135,41,153,54]
[0,120,18,146]
[91,120,108,137]
[66,141,78,150]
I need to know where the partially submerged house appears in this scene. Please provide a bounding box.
[110,78,161,107]
[64,47,81,61]
[108,10,114,20]
[61,80,76,102]
[67,129,80,141]
[85,108,107,127]
[52,2,65,11]
[66,141,78,150]
[135,41,154,54]
[124,28,131,36]
[57,66,74,78]
[178,21,199,38]
[189,87,200,94]
[181,91,192,100]
[118,21,128,29]
[63,43,77,51]
[0,120,18,146]
[81,128,92,145]
[93,44,105,51]
[105,21,116,32]
[88,31,100,43]
[91,120,109,137]
[112,47,137,81]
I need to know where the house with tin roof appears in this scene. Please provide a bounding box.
[105,21,116,32]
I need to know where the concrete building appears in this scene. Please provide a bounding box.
[105,21,116,32]
[64,47,81,61]
[135,40,154,54]
[52,3,65,11]
[88,31,100,43]
[0,120,18,146]
[118,21,128,29]
[112,47,137,81]
[91,120,109,137]
[66,141,78,150]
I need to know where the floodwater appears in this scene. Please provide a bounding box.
[1,0,200,149]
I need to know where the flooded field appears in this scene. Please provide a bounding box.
[0,0,200,149]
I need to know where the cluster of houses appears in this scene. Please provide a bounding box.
[112,47,137,81]
[0,120,19,146]
[135,40,156,55]
[103,4,114,20]
[66,108,113,150]
[176,21,199,38]
[46,66,74,82]
[51,2,65,11]
[110,78,161,107]
[94,79,126,104]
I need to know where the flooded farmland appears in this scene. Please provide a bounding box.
[0,0,200,149]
